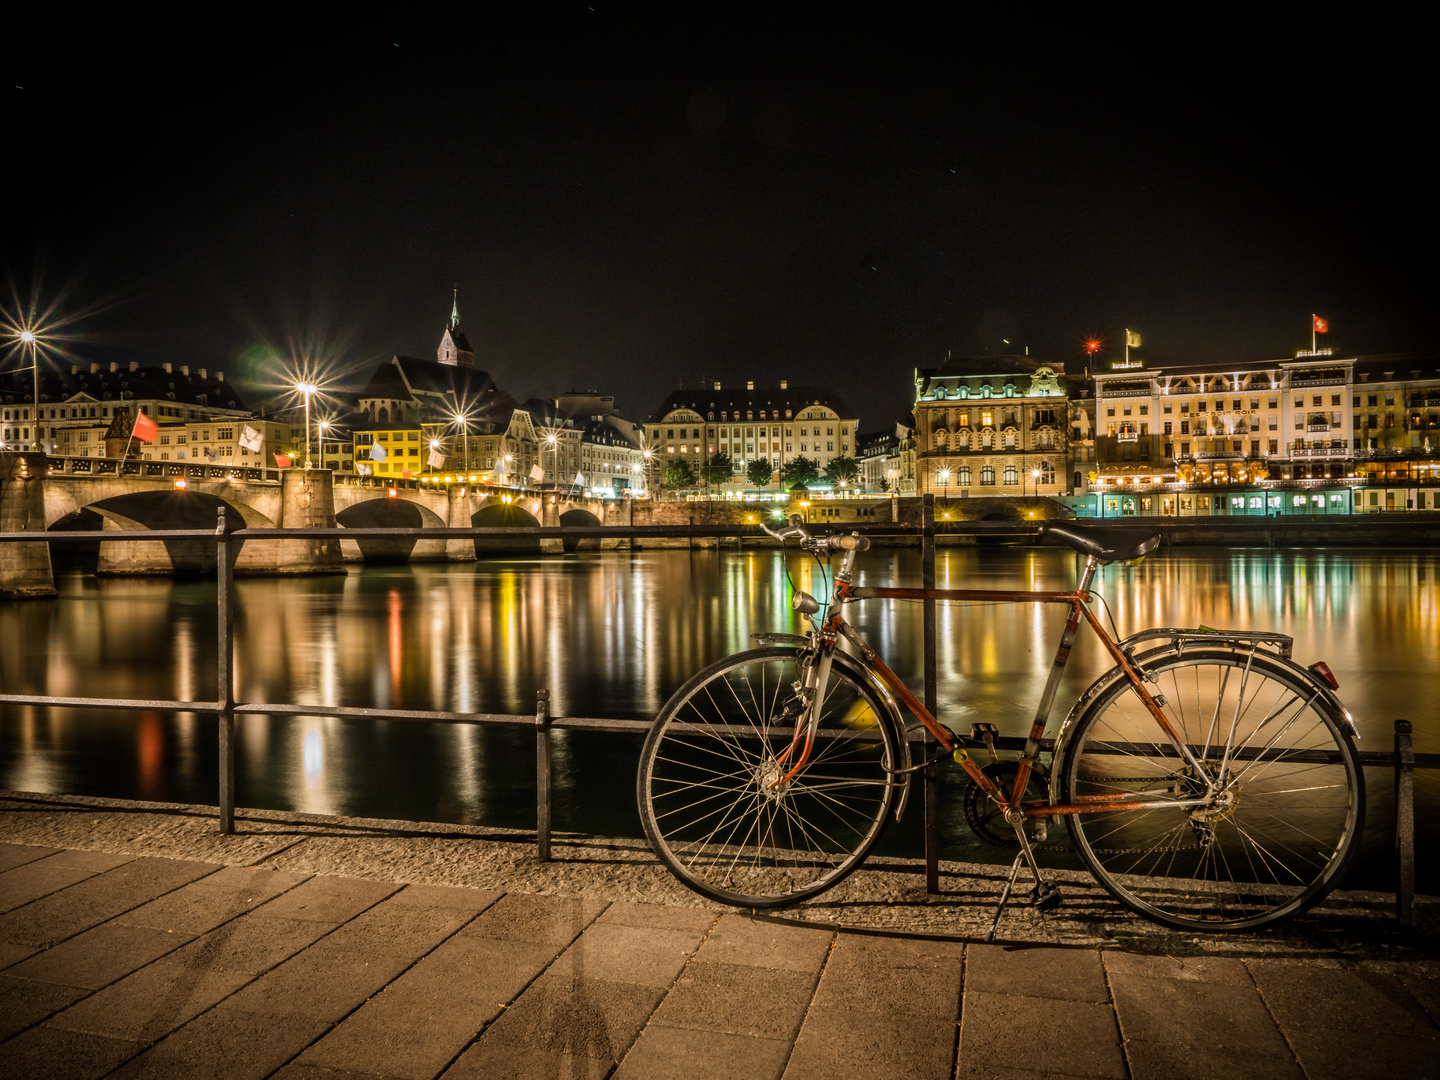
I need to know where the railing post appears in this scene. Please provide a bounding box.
[216,507,236,835]
[922,493,939,894]
[1396,718,1415,928]
[536,689,552,861]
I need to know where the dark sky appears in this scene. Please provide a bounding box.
[7,10,1429,430]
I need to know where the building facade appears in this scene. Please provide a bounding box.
[1,362,250,457]
[912,355,1068,498]
[645,380,857,492]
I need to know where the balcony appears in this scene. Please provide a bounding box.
[1289,446,1351,460]
[1116,431,1139,443]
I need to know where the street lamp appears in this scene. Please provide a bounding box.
[16,328,40,452]
[317,420,330,468]
[452,411,471,472]
[294,382,317,468]
[544,433,558,489]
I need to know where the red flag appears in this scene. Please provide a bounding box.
[274,453,292,469]
[132,412,159,444]
[1313,315,1329,333]
[401,468,413,479]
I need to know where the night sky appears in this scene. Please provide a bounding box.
[7,11,1429,431]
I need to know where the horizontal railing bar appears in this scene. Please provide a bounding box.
[0,693,223,712]
[5,694,1435,766]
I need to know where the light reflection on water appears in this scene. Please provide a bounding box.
[1,546,1436,889]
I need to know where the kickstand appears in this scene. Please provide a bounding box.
[986,852,1027,943]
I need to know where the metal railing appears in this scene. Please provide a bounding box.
[0,499,1431,924]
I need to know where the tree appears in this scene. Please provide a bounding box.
[877,476,891,493]
[823,455,859,487]
[701,451,733,487]
[664,459,696,488]
[781,455,821,489]
[747,456,774,488]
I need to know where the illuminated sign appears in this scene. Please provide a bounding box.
[1110,360,1144,370]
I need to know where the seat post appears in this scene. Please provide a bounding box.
[1077,555,1101,595]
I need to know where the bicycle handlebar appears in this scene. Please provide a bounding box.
[758,516,869,553]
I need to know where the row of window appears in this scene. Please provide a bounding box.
[661,425,845,439]
[934,432,1057,450]
[935,463,1057,486]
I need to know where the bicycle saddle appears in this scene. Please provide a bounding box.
[1038,521,1160,563]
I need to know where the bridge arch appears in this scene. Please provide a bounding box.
[337,498,448,564]
[472,501,542,556]
[57,491,278,576]
[558,508,602,552]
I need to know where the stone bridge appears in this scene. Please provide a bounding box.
[1,454,633,592]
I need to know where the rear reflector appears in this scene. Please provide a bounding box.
[1308,661,1339,690]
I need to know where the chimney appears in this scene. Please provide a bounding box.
[199,369,207,380]
[90,363,100,374]
[780,379,788,389]
[746,380,754,390]
[1359,373,1369,382]
[180,365,189,376]
[163,363,172,374]
[129,362,139,372]
[110,363,118,373]
[713,381,721,391]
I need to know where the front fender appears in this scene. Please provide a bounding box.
[750,632,914,821]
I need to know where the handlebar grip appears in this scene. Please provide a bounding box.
[833,534,870,552]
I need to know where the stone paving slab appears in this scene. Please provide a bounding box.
[0,857,216,949]
[3,804,1440,1080]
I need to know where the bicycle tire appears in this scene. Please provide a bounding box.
[637,646,901,908]
[1059,649,1364,931]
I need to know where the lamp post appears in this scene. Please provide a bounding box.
[19,329,39,452]
[452,411,470,473]
[295,382,317,469]
[545,433,558,489]
[317,420,329,469]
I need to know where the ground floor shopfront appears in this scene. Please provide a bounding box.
[1062,484,1440,518]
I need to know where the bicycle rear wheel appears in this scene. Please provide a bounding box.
[637,647,900,908]
[1059,649,1363,931]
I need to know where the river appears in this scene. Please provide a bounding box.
[2,545,1436,891]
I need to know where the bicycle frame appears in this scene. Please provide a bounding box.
[793,549,1214,821]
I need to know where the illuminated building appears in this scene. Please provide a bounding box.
[645,380,857,494]
[912,354,1068,498]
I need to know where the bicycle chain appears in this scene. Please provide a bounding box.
[1029,774,1206,854]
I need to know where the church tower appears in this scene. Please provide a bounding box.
[437,287,475,367]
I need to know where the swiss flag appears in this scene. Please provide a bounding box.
[274,453,292,469]
[1313,316,1329,333]
[132,411,159,444]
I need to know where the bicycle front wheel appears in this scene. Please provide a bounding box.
[1060,649,1363,931]
[637,647,900,908]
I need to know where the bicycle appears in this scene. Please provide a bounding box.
[636,516,1364,935]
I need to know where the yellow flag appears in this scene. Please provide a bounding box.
[1125,330,1142,349]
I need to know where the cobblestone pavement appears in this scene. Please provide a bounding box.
[2,792,1439,1079]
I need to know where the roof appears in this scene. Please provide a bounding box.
[647,384,852,424]
[920,354,1064,380]
[0,365,249,412]
[357,355,499,401]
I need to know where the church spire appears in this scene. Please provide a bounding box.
[450,285,460,330]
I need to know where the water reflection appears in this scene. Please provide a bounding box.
[1,547,1436,885]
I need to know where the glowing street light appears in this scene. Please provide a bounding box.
[451,410,472,472]
[294,381,317,469]
[13,327,42,452]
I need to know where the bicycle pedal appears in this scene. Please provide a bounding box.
[1028,882,1063,912]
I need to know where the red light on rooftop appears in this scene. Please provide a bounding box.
[1084,338,1103,355]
